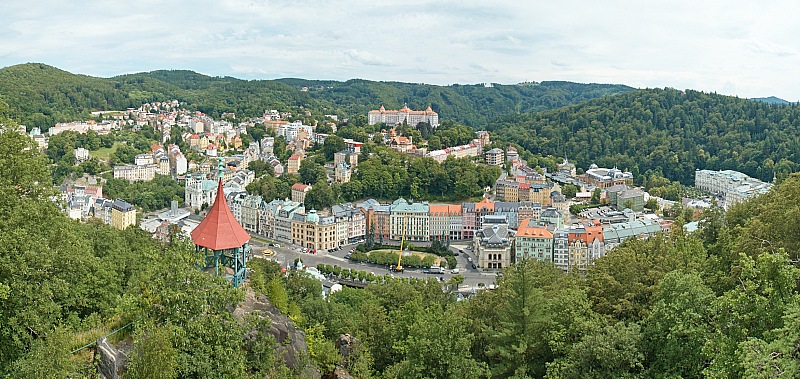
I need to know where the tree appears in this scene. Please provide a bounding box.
[322,135,346,161]
[305,182,334,210]
[561,183,579,199]
[547,322,644,379]
[248,159,273,178]
[590,187,601,205]
[389,305,489,379]
[641,270,714,378]
[126,324,179,379]
[644,198,658,212]
[299,158,327,184]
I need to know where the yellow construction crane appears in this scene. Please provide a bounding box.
[392,215,407,273]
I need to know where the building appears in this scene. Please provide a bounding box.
[239,195,266,235]
[602,219,662,251]
[111,199,136,230]
[368,105,439,127]
[462,202,477,240]
[266,199,305,243]
[334,150,359,168]
[185,173,220,210]
[557,157,577,176]
[429,204,462,240]
[518,201,543,224]
[334,163,352,183]
[540,207,565,229]
[554,221,606,274]
[616,188,646,212]
[485,148,504,166]
[506,147,519,162]
[389,198,430,242]
[278,121,314,143]
[495,180,519,202]
[291,210,338,251]
[515,217,554,263]
[287,154,302,174]
[74,147,90,163]
[474,197,495,231]
[332,203,367,244]
[694,169,773,209]
[583,164,634,189]
[113,164,157,182]
[474,216,514,270]
[425,143,480,163]
[494,202,521,229]
[388,135,414,154]
[291,183,312,204]
[522,183,552,206]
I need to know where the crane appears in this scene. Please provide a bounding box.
[392,215,407,273]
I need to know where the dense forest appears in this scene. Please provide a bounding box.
[0,63,631,131]
[6,100,800,377]
[488,88,800,184]
[276,78,634,126]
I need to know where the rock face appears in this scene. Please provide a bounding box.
[96,337,129,379]
[336,334,357,359]
[233,288,318,377]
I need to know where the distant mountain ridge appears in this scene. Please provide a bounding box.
[0,63,633,130]
[751,96,794,105]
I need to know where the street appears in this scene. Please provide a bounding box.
[248,239,501,292]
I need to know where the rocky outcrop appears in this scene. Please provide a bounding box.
[234,288,319,378]
[330,366,355,379]
[96,337,130,379]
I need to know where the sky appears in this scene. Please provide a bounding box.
[1,0,799,101]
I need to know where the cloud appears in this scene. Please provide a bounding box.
[0,0,798,100]
[344,49,393,66]
[744,39,797,57]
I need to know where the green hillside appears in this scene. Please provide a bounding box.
[0,63,632,131]
[489,88,800,184]
[277,78,634,126]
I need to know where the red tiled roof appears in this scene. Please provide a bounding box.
[292,183,310,191]
[191,180,250,251]
[516,218,553,238]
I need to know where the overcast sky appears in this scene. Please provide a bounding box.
[1,1,798,101]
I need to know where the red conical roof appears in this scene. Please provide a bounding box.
[191,179,250,250]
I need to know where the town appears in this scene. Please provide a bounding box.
[40,101,775,282]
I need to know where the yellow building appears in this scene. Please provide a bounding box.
[110,199,136,230]
[287,154,303,175]
[291,210,338,251]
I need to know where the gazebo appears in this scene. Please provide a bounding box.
[190,160,251,287]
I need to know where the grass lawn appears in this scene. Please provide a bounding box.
[91,142,123,159]
[368,249,447,266]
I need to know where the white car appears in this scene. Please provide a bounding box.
[451,269,460,274]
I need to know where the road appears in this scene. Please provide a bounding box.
[249,240,501,291]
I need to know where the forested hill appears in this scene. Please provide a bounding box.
[489,88,800,184]
[0,63,632,130]
[275,79,634,126]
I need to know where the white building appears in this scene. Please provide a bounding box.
[113,164,157,182]
[695,169,773,209]
[74,148,90,163]
[368,105,439,127]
